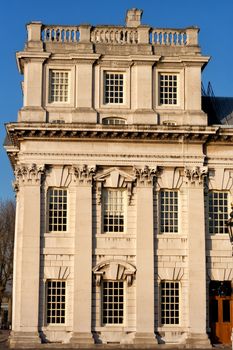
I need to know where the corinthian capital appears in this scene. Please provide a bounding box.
[71,164,96,186]
[14,164,44,189]
[184,166,208,185]
[134,166,157,186]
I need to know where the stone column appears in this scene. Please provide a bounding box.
[10,164,44,347]
[133,166,157,344]
[70,165,95,344]
[184,166,211,348]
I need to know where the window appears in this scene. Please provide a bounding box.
[160,190,178,233]
[103,190,125,233]
[102,117,126,125]
[208,191,228,234]
[49,70,69,103]
[161,281,180,325]
[159,74,178,105]
[46,280,66,324]
[104,72,124,104]
[102,281,124,325]
[48,188,67,232]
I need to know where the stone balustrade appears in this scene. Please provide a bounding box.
[150,29,187,46]
[42,26,80,42]
[91,27,138,44]
[27,22,199,47]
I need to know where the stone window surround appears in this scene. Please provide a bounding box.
[99,67,130,110]
[44,65,75,108]
[154,68,184,110]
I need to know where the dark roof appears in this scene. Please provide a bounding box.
[202,96,233,125]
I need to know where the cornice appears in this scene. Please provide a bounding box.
[6,123,225,148]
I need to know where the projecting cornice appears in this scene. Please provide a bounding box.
[5,123,233,148]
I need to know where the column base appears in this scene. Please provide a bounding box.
[133,332,158,344]
[9,331,41,348]
[70,332,94,345]
[185,333,211,348]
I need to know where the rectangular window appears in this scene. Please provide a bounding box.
[49,70,69,103]
[102,281,124,325]
[103,190,125,233]
[161,281,180,325]
[48,188,67,232]
[104,72,124,104]
[159,74,178,105]
[208,191,228,234]
[46,280,66,324]
[160,190,178,233]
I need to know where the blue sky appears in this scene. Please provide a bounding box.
[1,0,233,199]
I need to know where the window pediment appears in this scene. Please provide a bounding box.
[95,167,135,204]
[93,260,136,286]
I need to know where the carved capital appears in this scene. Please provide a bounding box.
[184,166,208,185]
[71,164,96,186]
[14,164,44,188]
[134,166,157,186]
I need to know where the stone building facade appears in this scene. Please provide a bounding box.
[5,9,233,347]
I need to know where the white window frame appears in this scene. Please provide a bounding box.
[154,69,184,110]
[102,117,126,125]
[160,280,180,326]
[208,191,229,235]
[99,67,130,110]
[46,279,66,325]
[102,189,126,234]
[45,65,75,107]
[101,280,125,326]
[47,187,68,233]
[159,189,179,234]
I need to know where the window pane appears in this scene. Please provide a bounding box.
[159,74,178,105]
[102,281,124,325]
[103,190,125,233]
[161,281,179,325]
[208,191,228,234]
[48,188,67,232]
[104,73,124,104]
[47,280,66,324]
[49,71,69,103]
[160,190,178,233]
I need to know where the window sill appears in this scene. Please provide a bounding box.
[207,234,230,240]
[94,326,125,331]
[42,325,72,331]
[157,233,184,238]
[43,232,73,238]
[96,233,133,238]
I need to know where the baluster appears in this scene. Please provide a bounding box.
[113,30,116,44]
[132,31,135,44]
[180,32,184,45]
[170,32,173,45]
[153,31,157,45]
[94,30,98,43]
